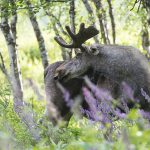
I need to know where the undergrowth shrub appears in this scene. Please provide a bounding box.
[53,77,150,150]
[0,82,36,149]
[0,78,150,150]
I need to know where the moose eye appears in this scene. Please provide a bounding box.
[90,47,97,53]
[89,46,99,55]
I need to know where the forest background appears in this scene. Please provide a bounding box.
[0,0,150,149]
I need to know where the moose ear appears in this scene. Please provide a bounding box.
[89,46,99,55]
[81,44,99,55]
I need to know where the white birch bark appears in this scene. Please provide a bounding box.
[82,0,99,43]
[25,0,49,69]
[0,6,40,141]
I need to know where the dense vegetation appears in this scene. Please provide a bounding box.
[0,0,150,149]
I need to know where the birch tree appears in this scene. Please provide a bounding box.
[91,0,109,44]
[107,0,116,44]
[47,13,70,60]
[69,0,76,57]
[25,0,49,69]
[82,0,99,43]
[0,0,40,141]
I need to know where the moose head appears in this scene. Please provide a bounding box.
[54,23,100,81]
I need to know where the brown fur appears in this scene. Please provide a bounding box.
[44,61,120,124]
[55,44,150,111]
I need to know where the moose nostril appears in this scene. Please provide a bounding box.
[54,73,59,80]
[54,75,58,80]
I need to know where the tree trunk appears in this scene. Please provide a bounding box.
[53,23,69,60]
[10,1,17,44]
[46,13,68,36]
[25,0,49,69]
[107,0,116,44]
[26,78,44,100]
[45,11,69,60]
[69,0,76,34]
[142,27,150,55]
[103,11,110,44]
[69,0,76,57]
[82,0,99,43]
[0,7,40,142]
[92,0,108,44]
[1,14,23,107]
[0,51,10,81]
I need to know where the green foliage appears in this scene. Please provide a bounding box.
[0,80,150,149]
[0,83,34,149]
[35,114,150,150]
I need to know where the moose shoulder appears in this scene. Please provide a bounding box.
[54,44,150,111]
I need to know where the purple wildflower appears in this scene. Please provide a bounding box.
[141,88,150,103]
[80,108,91,119]
[80,107,98,121]
[114,108,126,119]
[82,87,100,121]
[101,114,112,123]
[139,109,150,120]
[120,97,130,113]
[82,78,115,124]
[56,82,73,107]
[121,82,134,101]
[84,76,112,101]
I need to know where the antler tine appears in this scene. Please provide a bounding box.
[54,36,73,48]
[75,25,99,46]
[54,23,99,49]
[78,23,85,33]
[81,25,99,43]
[65,26,76,40]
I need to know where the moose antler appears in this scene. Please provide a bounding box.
[54,23,99,50]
